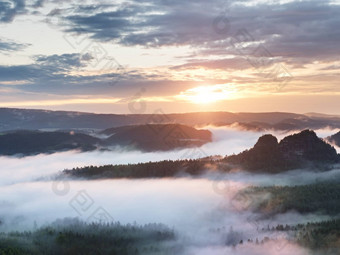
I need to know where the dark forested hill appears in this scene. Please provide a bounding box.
[102,124,212,151]
[0,131,100,155]
[0,124,212,155]
[226,130,340,172]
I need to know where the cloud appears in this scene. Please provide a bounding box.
[45,0,340,67]
[15,0,333,100]
[0,0,26,23]
[0,152,331,254]
[34,53,93,69]
[32,0,44,8]
[0,37,29,52]
[1,0,340,108]
[171,57,252,71]
[0,51,199,97]
[320,64,340,71]
[54,1,224,47]
[0,53,102,85]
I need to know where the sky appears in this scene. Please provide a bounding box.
[0,0,340,114]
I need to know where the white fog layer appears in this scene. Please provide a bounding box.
[0,127,338,254]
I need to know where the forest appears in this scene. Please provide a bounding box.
[236,219,340,254]
[62,158,225,179]
[0,219,176,255]
[235,182,340,215]
[267,219,340,254]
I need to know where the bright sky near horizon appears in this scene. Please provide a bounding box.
[0,0,340,114]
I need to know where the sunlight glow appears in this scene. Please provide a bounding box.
[177,84,236,104]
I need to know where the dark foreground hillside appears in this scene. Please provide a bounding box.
[226,130,340,172]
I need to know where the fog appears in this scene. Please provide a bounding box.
[0,127,281,186]
[205,166,340,187]
[199,126,340,156]
[0,178,324,254]
[184,241,310,255]
[0,126,338,254]
[1,126,337,186]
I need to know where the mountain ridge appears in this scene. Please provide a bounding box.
[226,130,340,172]
[1,107,339,132]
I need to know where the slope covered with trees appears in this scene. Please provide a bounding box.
[0,219,176,255]
[235,182,340,215]
[63,159,217,179]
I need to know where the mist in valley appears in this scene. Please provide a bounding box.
[1,127,339,254]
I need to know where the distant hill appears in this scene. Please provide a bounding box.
[1,108,340,132]
[326,131,340,147]
[102,124,212,151]
[226,130,340,172]
[0,131,100,156]
[0,124,212,155]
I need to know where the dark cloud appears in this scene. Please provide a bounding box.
[0,38,29,52]
[171,57,255,71]
[32,0,44,8]
[47,0,340,66]
[0,0,26,22]
[205,0,340,64]
[0,50,214,97]
[0,65,40,81]
[320,64,340,71]
[0,52,130,95]
[34,53,93,69]
[1,0,339,99]
[65,10,133,41]
[52,1,224,46]
[0,53,98,84]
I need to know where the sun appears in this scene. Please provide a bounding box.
[178,85,234,104]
